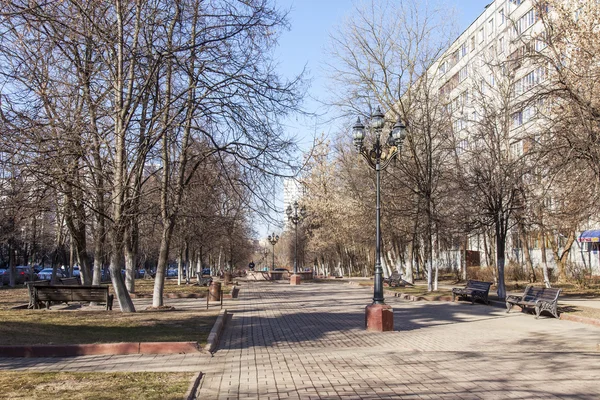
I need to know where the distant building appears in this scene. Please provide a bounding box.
[283,178,305,229]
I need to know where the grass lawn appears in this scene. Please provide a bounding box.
[0,371,194,400]
[0,308,219,346]
[0,277,230,310]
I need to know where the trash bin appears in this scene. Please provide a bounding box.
[209,281,221,302]
[224,272,232,285]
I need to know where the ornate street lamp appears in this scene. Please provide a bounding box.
[267,233,279,271]
[286,200,307,285]
[353,106,407,331]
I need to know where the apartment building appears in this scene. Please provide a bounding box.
[429,0,599,275]
[283,178,305,229]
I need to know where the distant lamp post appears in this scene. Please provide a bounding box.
[267,233,279,271]
[286,200,307,285]
[353,106,407,332]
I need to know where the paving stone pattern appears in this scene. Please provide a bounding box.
[197,281,600,399]
[0,281,599,399]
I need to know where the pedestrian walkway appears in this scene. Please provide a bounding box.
[0,280,599,399]
[197,280,600,399]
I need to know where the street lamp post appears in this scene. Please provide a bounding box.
[286,200,306,285]
[352,106,407,331]
[267,233,279,271]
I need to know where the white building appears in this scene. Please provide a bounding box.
[283,178,305,229]
[427,0,599,275]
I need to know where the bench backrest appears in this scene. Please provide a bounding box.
[34,285,109,303]
[388,272,401,279]
[59,277,80,285]
[465,280,492,291]
[26,280,50,300]
[521,286,561,302]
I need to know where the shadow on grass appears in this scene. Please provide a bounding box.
[0,311,217,346]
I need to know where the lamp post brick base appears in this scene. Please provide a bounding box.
[365,303,394,332]
[290,274,302,285]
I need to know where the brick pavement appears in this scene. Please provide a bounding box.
[0,281,599,399]
[197,280,600,399]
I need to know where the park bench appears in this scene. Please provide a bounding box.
[26,277,81,309]
[198,276,212,286]
[452,280,492,305]
[384,272,414,288]
[33,285,114,311]
[506,286,561,319]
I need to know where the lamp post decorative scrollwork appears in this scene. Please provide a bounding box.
[286,200,306,285]
[352,106,407,331]
[267,233,279,271]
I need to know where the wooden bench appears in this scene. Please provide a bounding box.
[452,280,492,304]
[506,286,561,319]
[60,277,81,286]
[26,280,50,309]
[26,277,81,309]
[384,272,414,288]
[33,285,114,310]
[198,277,212,287]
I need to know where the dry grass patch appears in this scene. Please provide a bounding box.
[558,305,600,320]
[133,278,213,297]
[0,285,29,310]
[0,309,219,346]
[0,278,229,310]
[0,371,193,400]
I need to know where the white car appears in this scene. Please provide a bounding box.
[37,268,65,281]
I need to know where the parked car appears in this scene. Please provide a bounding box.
[1,266,37,284]
[202,268,211,276]
[166,268,178,277]
[37,268,65,281]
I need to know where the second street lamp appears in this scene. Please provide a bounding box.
[353,106,407,332]
[286,200,306,285]
[267,233,279,271]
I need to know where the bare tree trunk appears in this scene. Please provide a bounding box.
[518,223,536,282]
[541,232,551,288]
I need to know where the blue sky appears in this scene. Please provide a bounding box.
[259,0,491,235]
[272,0,491,144]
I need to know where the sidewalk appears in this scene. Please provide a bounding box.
[0,281,599,399]
[196,280,600,399]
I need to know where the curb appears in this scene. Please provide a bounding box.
[184,372,203,400]
[0,341,200,358]
[559,313,600,328]
[205,309,228,353]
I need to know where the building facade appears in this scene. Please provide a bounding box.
[429,0,599,275]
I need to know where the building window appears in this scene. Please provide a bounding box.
[488,18,494,36]
[459,65,468,82]
[470,36,475,52]
[499,36,505,53]
[478,27,485,43]
[499,8,505,24]
[457,139,468,154]
[460,42,468,58]
[511,140,523,156]
[512,111,523,127]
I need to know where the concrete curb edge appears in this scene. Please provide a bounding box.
[184,372,203,400]
[0,341,200,358]
[205,309,228,353]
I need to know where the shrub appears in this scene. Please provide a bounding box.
[505,260,528,282]
[565,261,591,289]
[467,266,496,283]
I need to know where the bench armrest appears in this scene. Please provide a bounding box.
[506,295,522,302]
